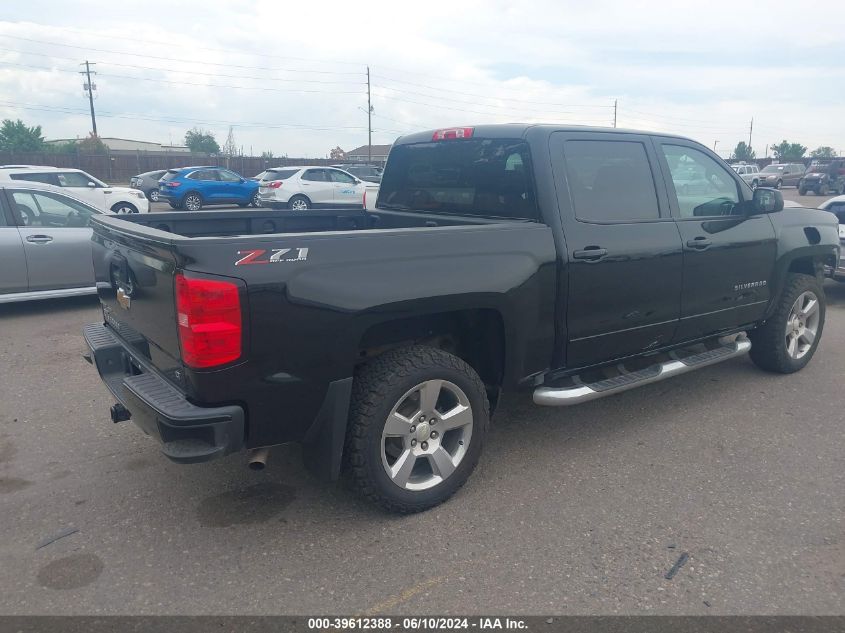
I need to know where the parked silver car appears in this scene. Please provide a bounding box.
[0,182,101,303]
[130,169,167,203]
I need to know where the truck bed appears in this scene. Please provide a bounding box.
[107,207,502,240]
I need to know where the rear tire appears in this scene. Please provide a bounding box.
[819,183,829,196]
[288,195,311,211]
[251,191,261,208]
[775,179,782,189]
[798,186,806,195]
[346,345,489,513]
[751,179,759,189]
[182,193,203,212]
[749,273,825,374]
[147,188,160,202]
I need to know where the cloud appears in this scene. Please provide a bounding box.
[0,0,842,159]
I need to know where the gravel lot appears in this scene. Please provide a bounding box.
[0,199,842,616]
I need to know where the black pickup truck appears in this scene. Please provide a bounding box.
[84,125,839,513]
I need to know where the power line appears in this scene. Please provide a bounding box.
[0,61,364,94]
[370,74,614,109]
[0,33,365,74]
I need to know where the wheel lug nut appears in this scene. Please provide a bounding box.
[410,425,416,433]
[411,439,417,446]
[421,441,428,450]
[431,431,438,439]
[430,418,436,424]
[419,415,426,422]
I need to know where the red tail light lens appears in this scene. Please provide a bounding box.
[268,180,283,189]
[165,181,182,187]
[432,127,474,141]
[175,273,242,369]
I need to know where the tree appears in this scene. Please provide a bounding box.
[261,150,274,159]
[770,140,807,161]
[184,127,220,154]
[221,126,237,158]
[0,119,45,151]
[330,146,346,160]
[810,146,837,159]
[77,132,107,154]
[731,141,755,161]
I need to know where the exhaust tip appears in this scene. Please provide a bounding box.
[247,447,270,471]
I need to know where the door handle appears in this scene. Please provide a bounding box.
[26,235,53,244]
[572,247,608,261]
[686,237,712,250]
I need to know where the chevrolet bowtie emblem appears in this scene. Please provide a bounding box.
[117,287,131,310]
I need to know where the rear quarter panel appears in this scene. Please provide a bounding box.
[178,223,558,448]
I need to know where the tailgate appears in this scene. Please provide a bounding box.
[90,215,183,377]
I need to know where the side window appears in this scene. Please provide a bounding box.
[11,191,95,227]
[10,172,58,185]
[57,172,96,187]
[217,170,242,182]
[563,140,660,223]
[302,169,327,182]
[188,170,218,181]
[329,170,356,184]
[661,145,740,218]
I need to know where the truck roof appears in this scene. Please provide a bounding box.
[393,124,698,146]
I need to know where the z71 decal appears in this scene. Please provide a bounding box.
[235,248,309,266]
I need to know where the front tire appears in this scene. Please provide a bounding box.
[775,179,783,190]
[751,179,759,189]
[111,202,138,214]
[251,192,261,208]
[749,273,825,374]
[288,195,311,211]
[346,345,489,513]
[798,186,806,195]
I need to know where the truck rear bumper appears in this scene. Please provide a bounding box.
[83,322,245,464]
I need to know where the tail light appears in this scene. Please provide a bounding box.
[268,180,283,189]
[432,127,474,141]
[165,181,182,187]
[175,273,242,369]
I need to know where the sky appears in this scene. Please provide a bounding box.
[0,0,843,159]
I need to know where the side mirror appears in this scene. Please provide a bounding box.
[752,187,784,214]
[87,181,96,188]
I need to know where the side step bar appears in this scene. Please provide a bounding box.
[533,338,751,407]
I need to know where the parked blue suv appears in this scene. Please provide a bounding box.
[158,166,260,211]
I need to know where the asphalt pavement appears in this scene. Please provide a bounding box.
[0,275,843,615]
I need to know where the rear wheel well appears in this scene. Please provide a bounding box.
[358,310,505,410]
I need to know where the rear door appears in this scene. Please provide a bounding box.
[654,140,776,340]
[550,131,683,368]
[8,189,97,291]
[299,169,334,206]
[0,192,27,294]
[188,169,223,202]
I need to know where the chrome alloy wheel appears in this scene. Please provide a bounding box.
[380,379,473,491]
[184,194,201,211]
[785,291,820,360]
[290,197,309,211]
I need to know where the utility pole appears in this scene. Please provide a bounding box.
[613,99,617,128]
[748,117,753,149]
[80,60,98,136]
[366,66,372,164]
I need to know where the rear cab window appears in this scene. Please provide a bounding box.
[9,172,58,186]
[377,138,538,220]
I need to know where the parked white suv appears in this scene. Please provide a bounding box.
[257,166,368,210]
[0,166,149,213]
[731,163,760,188]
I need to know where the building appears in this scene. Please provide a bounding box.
[344,144,392,165]
[45,137,190,153]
